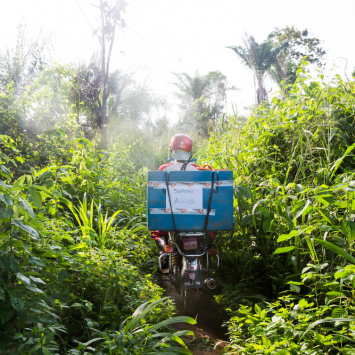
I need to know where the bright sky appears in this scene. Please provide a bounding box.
[2,0,355,122]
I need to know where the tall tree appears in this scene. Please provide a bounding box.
[228,34,287,105]
[267,26,326,86]
[172,71,235,135]
[95,0,127,149]
[70,57,163,140]
[85,0,142,149]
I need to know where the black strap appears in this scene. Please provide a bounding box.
[203,171,215,233]
[180,155,192,171]
[165,171,178,232]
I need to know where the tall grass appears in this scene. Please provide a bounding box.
[198,65,355,300]
[198,67,355,353]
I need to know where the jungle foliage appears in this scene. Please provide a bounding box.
[198,65,355,354]
[0,132,199,354]
[0,48,195,352]
[1,14,355,355]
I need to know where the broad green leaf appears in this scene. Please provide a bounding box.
[12,333,23,339]
[10,297,24,311]
[12,175,26,189]
[295,184,304,193]
[148,316,197,334]
[30,167,37,180]
[124,297,193,333]
[326,291,343,296]
[12,220,39,240]
[15,156,24,164]
[332,306,346,318]
[41,251,57,258]
[31,185,53,195]
[260,309,266,320]
[274,246,295,254]
[0,206,14,219]
[315,238,355,264]
[71,303,84,307]
[16,273,31,286]
[29,344,41,355]
[131,225,147,233]
[290,284,300,293]
[293,199,311,220]
[0,165,11,176]
[0,193,13,206]
[299,299,308,308]
[28,256,46,267]
[302,318,355,338]
[30,186,42,208]
[151,330,194,339]
[18,198,35,219]
[151,331,192,349]
[26,285,44,294]
[0,287,4,301]
[84,301,92,312]
[0,309,14,324]
[277,230,299,242]
[82,338,105,347]
[254,303,261,316]
[330,142,355,178]
[342,221,355,243]
[29,276,46,284]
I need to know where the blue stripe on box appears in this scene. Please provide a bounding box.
[147,170,233,231]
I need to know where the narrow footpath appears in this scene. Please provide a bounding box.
[165,283,229,355]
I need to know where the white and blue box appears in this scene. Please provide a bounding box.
[147,170,233,231]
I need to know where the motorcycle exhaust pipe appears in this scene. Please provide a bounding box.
[205,278,217,290]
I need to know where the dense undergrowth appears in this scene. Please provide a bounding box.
[199,67,355,354]
[2,59,355,355]
[0,132,197,353]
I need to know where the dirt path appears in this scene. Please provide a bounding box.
[165,283,229,355]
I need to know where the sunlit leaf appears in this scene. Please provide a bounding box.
[12,220,39,240]
[277,230,299,242]
[274,246,294,254]
[315,238,355,264]
[0,193,13,206]
[341,221,355,243]
[30,186,42,208]
[302,318,355,338]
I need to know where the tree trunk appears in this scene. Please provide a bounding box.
[256,74,267,105]
[99,0,108,150]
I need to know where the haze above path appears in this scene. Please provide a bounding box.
[2,0,355,121]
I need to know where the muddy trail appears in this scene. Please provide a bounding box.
[165,282,229,354]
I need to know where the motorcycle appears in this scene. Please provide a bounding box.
[158,231,219,316]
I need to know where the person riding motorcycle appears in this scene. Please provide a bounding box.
[151,134,216,270]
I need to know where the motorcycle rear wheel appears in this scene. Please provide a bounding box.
[183,288,196,317]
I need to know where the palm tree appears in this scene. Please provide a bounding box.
[171,71,236,134]
[228,34,287,105]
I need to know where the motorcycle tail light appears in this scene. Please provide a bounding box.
[165,244,174,253]
[182,238,198,250]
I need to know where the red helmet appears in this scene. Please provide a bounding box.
[170,134,193,152]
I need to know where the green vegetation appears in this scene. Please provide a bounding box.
[1,2,355,353]
[0,133,198,353]
[198,65,355,354]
